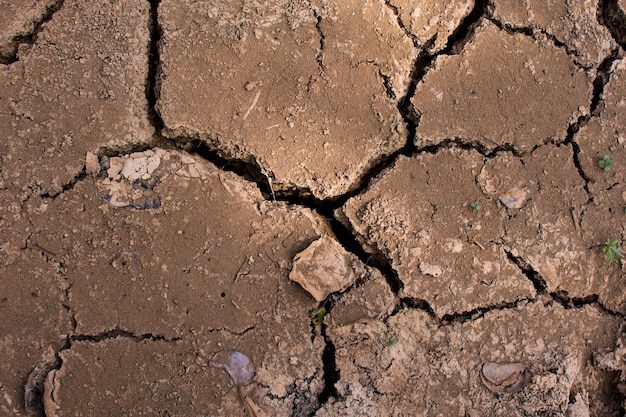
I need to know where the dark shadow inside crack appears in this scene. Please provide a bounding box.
[505,250,548,292]
[442,0,490,55]
[316,324,339,409]
[599,0,626,49]
[70,328,180,343]
[146,0,165,132]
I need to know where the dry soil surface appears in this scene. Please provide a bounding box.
[1,1,626,416]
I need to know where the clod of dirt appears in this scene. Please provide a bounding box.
[156,0,415,199]
[480,362,531,394]
[329,268,396,328]
[0,0,58,60]
[492,0,616,68]
[339,149,536,318]
[289,235,361,302]
[0,0,153,196]
[209,351,255,385]
[412,22,592,152]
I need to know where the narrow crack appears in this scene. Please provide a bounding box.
[316,324,339,407]
[146,0,165,132]
[0,0,65,65]
[440,298,533,325]
[70,328,180,344]
[487,13,612,71]
[505,249,548,292]
[442,0,490,55]
[504,249,622,316]
[312,11,326,73]
[25,328,179,416]
[40,166,87,200]
[395,297,437,318]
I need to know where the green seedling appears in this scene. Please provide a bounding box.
[469,202,481,212]
[599,155,614,172]
[310,305,327,326]
[387,338,399,346]
[602,239,624,263]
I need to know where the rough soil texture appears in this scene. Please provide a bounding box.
[1,1,625,416]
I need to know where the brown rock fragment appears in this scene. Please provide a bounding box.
[289,235,361,302]
[412,23,592,152]
[329,270,395,328]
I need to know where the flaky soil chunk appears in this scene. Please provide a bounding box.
[339,148,536,318]
[0,0,153,196]
[0,0,58,60]
[318,301,621,416]
[492,0,616,68]
[29,150,334,416]
[157,0,416,199]
[412,22,592,152]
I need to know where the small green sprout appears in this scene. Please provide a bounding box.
[469,202,481,212]
[45,303,55,309]
[599,155,614,172]
[387,338,399,346]
[309,305,327,326]
[602,239,624,263]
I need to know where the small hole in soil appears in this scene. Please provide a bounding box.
[220,292,226,298]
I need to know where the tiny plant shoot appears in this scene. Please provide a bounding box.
[310,305,327,326]
[469,202,481,212]
[599,155,614,172]
[602,239,624,263]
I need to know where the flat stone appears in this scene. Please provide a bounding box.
[157,0,415,199]
[412,22,592,153]
[492,0,616,68]
[0,0,57,59]
[320,301,621,416]
[338,148,536,318]
[0,0,153,195]
[388,0,474,52]
[289,235,361,302]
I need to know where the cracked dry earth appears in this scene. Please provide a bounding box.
[2,1,626,417]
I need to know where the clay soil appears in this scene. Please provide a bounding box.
[2,1,626,416]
